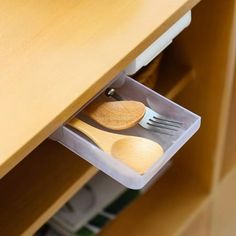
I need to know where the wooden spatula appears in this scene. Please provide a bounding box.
[83,100,146,130]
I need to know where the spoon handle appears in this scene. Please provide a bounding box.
[68,118,110,150]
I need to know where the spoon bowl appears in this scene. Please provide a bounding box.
[111,137,163,174]
[83,100,146,130]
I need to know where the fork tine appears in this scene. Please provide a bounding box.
[152,116,183,125]
[147,122,179,131]
[149,118,182,128]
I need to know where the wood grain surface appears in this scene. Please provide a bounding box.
[84,100,145,130]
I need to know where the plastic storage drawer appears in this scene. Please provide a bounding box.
[51,74,200,189]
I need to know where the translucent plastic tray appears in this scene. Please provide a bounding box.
[51,74,201,189]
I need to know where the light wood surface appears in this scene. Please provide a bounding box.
[0,140,97,236]
[0,0,200,179]
[84,100,145,130]
[220,36,236,179]
[211,0,236,188]
[220,66,236,179]
[212,167,236,236]
[164,0,236,191]
[69,118,163,174]
[180,203,211,236]
[155,55,194,100]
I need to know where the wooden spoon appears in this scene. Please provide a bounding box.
[68,118,164,174]
[83,100,145,130]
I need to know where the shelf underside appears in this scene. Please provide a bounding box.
[0,140,97,236]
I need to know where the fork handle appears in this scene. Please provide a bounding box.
[105,88,124,101]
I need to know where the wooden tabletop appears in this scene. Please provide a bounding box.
[0,0,200,178]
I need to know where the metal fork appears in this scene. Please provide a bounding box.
[105,88,183,135]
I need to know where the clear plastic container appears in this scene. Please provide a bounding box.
[51,74,201,189]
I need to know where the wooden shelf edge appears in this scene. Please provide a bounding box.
[0,140,98,236]
[175,195,210,236]
[24,166,98,236]
[220,163,236,182]
[165,69,194,100]
[219,165,236,185]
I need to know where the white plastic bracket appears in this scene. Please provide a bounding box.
[124,11,192,75]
